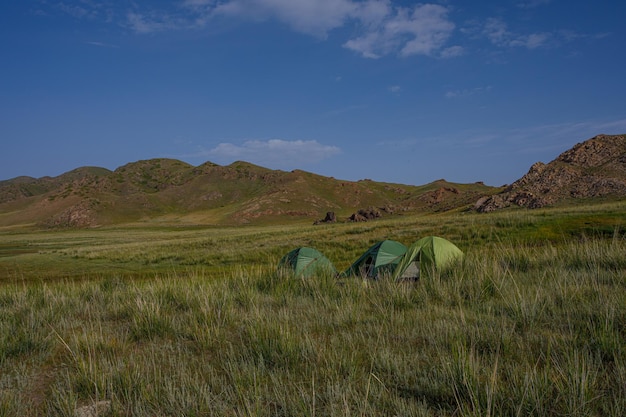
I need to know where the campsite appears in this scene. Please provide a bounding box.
[1,200,625,416]
[3,0,626,412]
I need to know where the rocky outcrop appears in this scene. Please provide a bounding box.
[314,211,337,225]
[475,134,626,212]
[349,207,381,222]
[418,186,460,205]
[42,200,100,228]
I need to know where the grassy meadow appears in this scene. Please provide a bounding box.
[0,201,625,416]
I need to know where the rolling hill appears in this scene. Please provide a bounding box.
[3,133,625,227]
[0,160,494,228]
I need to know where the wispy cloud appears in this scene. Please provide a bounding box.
[481,17,551,49]
[212,0,357,38]
[393,117,626,158]
[113,1,457,59]
[55,2,95,19]
[127,12,168,34]
[125,9,200,34]
[558,29,610,42]
[49,0,111,20]
[208,1,456,58]
[516,0,551,9]
[323,104,368,117]
[461,118,626,156]
[42,1,606,59]
[445,86,492,99]
[463,16,600,51]
[509,32,551,49]
[84,41,119,48]
[193,139,341,169]
[182,0,217,9]
[343,4,455,58]
[440,45,465,58]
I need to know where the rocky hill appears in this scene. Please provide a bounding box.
[5,133,623,227]
[475,134,626,212]
[0,160,494,228]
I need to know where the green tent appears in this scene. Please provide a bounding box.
[278,247,336,278]
[392,236,463,280]
[343,240,407,279]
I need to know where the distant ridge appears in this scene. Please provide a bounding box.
[3,134,624,227]
[475,134,626,212]
[0,160,494,228]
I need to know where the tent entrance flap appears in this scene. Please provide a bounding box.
[342,240,407,279]
[397,260,420,281]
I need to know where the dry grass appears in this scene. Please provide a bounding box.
[1,201,625,416]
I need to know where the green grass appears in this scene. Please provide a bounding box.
[0,200,625,416]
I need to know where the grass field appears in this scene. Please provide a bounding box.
[1,201,625,416]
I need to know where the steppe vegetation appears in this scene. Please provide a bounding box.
[1,201,625,416]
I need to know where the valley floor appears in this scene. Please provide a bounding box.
[1,202,625,416]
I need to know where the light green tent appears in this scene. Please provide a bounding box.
[278,247,336,278]
[392,236,463,280]
[343,240,407,279]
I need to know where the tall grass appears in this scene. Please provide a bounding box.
[0,202,625,415]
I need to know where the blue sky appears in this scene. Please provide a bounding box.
[2,1,625,186]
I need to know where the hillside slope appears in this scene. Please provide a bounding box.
[475,134,626,212]
[0,160,495,228]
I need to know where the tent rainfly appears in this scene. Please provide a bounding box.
[342,240,407,279]
[278,247,336,278]
[392,236,464,280]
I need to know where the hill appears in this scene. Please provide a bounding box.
[475,134,626,212]
[0,160,494,228]
[5,133,624,227]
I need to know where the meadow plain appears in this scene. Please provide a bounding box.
[0,201,625,416]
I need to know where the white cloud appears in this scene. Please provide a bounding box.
[482,17,511,46]
[213,0,358,38]
[480,17,550,49]
[343,4,455,58]
[56,3,92,19]
[510,32,551,49]
[182,0,217,8]
[46,1,595,59]
[461,118,626,156]
[351,0,392,25]
[202,139,341,169]
[444,86,491,99]
[51,0,108,20]
[126,12,170,34]
[516,0,551,9]
[118,1,455,58]
[389,85,401,93]
[84,41,119,48]
[440,45,464,58]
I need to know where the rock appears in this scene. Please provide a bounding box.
[74,400,111,417]
[349,213,368,222]
[43,200,99,228]
[348,207,381,222]
[419,187,460,205]
[323,211,336,222]
[473,196,490,211]
[474,134,626,211]
[314,211,337,225]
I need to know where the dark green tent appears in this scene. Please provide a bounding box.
[278,247,336,278]
[392,236,463,280]
[342,240,407,279]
